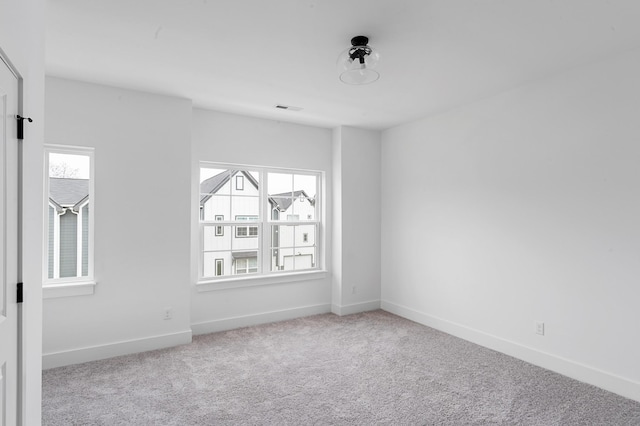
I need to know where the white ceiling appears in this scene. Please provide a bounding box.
[46,0,640,130]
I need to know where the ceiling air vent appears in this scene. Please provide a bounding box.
[275,104,303,111]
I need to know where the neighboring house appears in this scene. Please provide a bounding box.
[268,189,316,271]
[48,178,90,279]
[200,170,316,277]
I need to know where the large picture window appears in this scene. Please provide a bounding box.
[44,145,95,284]
[199,164,321,280]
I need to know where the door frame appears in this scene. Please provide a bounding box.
[0,46,24,426]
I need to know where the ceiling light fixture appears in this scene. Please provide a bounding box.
[337,35,380,85]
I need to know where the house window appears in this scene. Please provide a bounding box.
[215,259,224,276]
[199,164,321,280]
[235,215,258,238]
[44,145,94,284]
[235,256,258,274]
[215,215,224,236]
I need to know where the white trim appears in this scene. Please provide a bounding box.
[197,269,327,291]
[191,303,331,335]
[42,330,192,369]
[43,280,97,299]
[381,300,640,403]
[331,300,381,316]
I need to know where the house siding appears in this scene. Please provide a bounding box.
[59,210,77,278]
[48,206,54,279]
[82,204,89,276]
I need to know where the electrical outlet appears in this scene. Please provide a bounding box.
[163,308,173,320]
[535,321,545,336]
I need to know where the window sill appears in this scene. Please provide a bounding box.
[196,270,328,292]
[43,280,97,299]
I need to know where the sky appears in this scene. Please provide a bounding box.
[48,158,318,197]
[200,168,317,198]
[49,153,90,179]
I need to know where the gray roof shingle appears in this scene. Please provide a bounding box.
[269,190,314,212]
[49,178,89,210]
[200,170,260,206]
[199,171,315,212]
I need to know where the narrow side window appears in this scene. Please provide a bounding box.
[45,146,94,284]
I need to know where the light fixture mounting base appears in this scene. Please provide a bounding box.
[351,36,369,46]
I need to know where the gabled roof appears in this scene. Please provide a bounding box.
[49,178,89,212]
[200,171,315,212]
[200,170,259,206]
[269,190,315,212]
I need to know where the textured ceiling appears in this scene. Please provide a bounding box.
[46,0,640,130]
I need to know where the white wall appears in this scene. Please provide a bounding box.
[43,77,193,367]
[381,48,640,401]
[332,126,381,315]
[1,0,46,422]
[191,109,333,333]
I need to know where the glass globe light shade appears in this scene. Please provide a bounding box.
[337,42,380,85]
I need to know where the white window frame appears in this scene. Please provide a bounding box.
[43,144,96,298]
[198,162,324,287]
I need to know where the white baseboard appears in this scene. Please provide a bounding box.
[331,300,381,316]
[191,303,332,335]
[42,330,193,370]
[381,301,640,403]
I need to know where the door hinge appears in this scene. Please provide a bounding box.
[16,115,33,140]
[17,282,23,303]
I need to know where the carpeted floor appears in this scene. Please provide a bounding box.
[42,310,640,425]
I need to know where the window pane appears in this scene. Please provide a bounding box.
[232,226,260,250]
[231,170,259,196]
[268,172,293,196]
[272,247,315,272]
[203,225,232,251]
[48,206,54,279]
[49,153,90,179]
[296,225,315,247]
[272,248,293,272]
[271,224,316,249]
[293,247,316,270]
[203,252,229,277]
[269,173,317,222]
[201,195,230,221]
[200,168,230,195]
[271,197,295,221]
[59,210,78,278]
[233,252,258,275]
[294,174,317,199]
[81,205,89,276]
[231,195,259,219]
[293,197,316,221]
